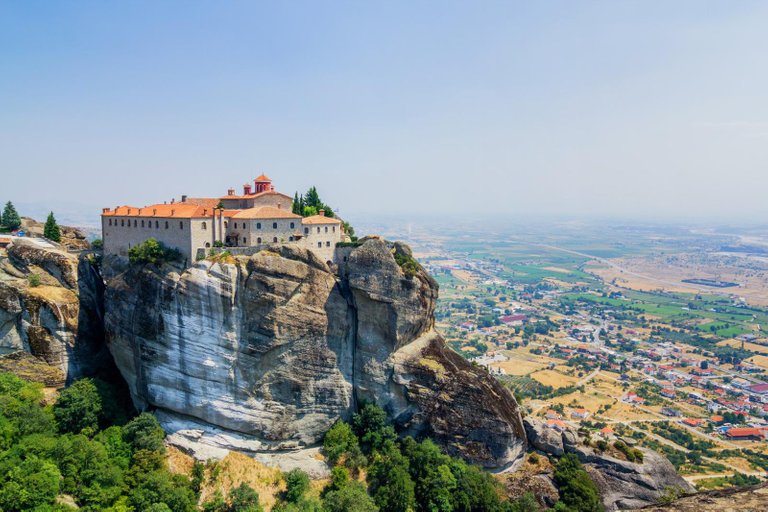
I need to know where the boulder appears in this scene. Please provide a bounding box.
[523,417,564,456]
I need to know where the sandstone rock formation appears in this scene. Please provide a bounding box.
[628,482,768,511]
[20,217,91,251]
[0,238,109,384]
[103,238,527,469]
[524,417,694,510]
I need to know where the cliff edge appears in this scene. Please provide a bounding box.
[103,238,527,470]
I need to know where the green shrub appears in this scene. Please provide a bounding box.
[27,273,41,287]
[393,251,420,278]
[323,420,361,466]
[553,453,603,512]
[283,469,310,503]
[91,238,104,249]
[128,238,181,265]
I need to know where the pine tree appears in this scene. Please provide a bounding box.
[2,201,21,231]
[43,212,61,242]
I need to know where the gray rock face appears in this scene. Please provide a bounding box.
[524,419,694,510]
[523,417,564,456]
[0,239,109,384]
[104,239,527,469]
[574,446,694,511]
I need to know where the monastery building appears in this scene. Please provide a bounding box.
[101,175,348,264]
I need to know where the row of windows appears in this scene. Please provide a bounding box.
[223,221,296,230]
[317,241,332,248]
[108,218,183,230]
[304,226,336,235]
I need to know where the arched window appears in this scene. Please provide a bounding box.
[205,242,210,248]
[179,221,183,229]
[273,237,278,243]
[316,227,320,233]
[108,219,112,226]
[242,237,246,244]
[324,226,328,233]
[202,222,207,230]
[272,222,277,229]
[224,221,228,228]
[304,227,309,234]
[155,221,159,228]
[332,226,336,232]
[257,237,262,244]
[290,222,295,229]
[256,222,261,229]
[165,221,169,229]
[141,220,145,227]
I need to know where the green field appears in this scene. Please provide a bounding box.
[559,290,763,338]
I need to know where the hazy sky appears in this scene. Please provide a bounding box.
[2,1,767,222]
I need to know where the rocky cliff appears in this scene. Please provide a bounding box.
[628,482,768,511]
[103,238,527,470]
[0,238,109,385]
[523,417,695,510]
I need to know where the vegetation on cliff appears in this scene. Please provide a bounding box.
[128,238,182,265]
[292,186,356,241]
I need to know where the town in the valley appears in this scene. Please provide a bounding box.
[359,217,768,491]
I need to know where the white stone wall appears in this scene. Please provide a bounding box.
[224,218,301,247]
[301,222,344,262]
[102,216,195,263]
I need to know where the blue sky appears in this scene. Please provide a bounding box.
[1,1,767,223]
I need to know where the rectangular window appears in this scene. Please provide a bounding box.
[326,241,331,247]
[317,242,322,248]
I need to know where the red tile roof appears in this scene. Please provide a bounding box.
[231,206,301,220]
[302,214,342,225]
[726,428,765,438]
[102,204,212,218]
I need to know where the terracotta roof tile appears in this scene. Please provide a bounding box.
[231,206,301,220]
[302,214,342,225]
[102,204,213,218]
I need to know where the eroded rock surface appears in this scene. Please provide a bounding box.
[104,238,527,469]
[525,418,694,510]
[0,238,109,383]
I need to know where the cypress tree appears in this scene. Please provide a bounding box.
[43,212,61,242]
[292,192,301,215]
[2,201,21,231]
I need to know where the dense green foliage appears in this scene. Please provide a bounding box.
[320,402,539,512]
[128,238,182,265]
[1,201,21,231]
[43,212,61,242]
[0,372,198,511]
[552,453,603,512]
